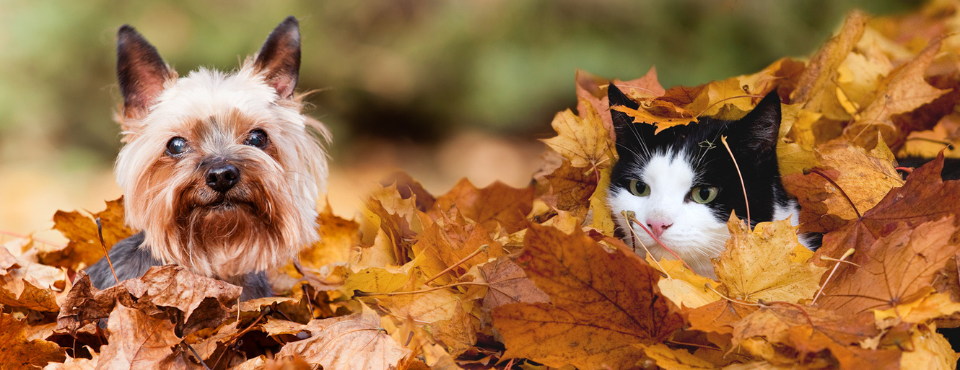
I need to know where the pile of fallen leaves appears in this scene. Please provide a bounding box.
[6,2,960,369]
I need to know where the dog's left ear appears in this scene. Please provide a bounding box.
[255,16,301,99]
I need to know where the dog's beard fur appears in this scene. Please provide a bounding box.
[113,17,327,281]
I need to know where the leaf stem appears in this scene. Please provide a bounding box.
[354,282,489,297]
[95,218,119,285]
[720,136,751,227]
[812,248,855,305]
[423,244,489,286]
[810,169,862,219]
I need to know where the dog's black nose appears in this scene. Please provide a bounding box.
[206,164,240,193]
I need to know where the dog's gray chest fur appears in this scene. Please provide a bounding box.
[85,232,272,301]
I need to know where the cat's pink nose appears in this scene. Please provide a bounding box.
[646,220,673,239]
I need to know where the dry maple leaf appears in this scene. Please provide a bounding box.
[714,215,827,304]
[648,257,721,309]
[276,308,409,370]
[0,247,66,312]
[359,184,422,266]
[57,266,241,337]
[846,35,950,147]
[816,154,960,259]
[791,11,868,109]
[900,113,960,158]
[428,178,534,234]
[491,223,683,370]
[44,349,99,370]
[686,299,760,336]
[375,287,476,350]
[783,140,903,234]
[587,167,616,236]
[96,302,182,369]
[873,292,960,325]
[687,58,804,120]
[817,216,960,315]
[0,313,65,369]
[731,306,900,369]
[479,257,549,310]
[411,221,505,285]
[534,154,598,221]
[427,300,478,357]
[45,198,135,271]
[574,67,666,140]
[298,202,360,271]
[899,324,958,369]
[637,343,717,370]
[541,97,616,170]
[342,266,412,299]
[777,105,827,176]
[379,171,437,212]
[611,104,697,134]
[834,32,895,119]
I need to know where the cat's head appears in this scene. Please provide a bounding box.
[606,84,782,277]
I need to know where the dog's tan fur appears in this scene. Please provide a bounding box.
[99,16,327,291]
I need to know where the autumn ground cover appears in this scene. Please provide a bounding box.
[7,2,960,369]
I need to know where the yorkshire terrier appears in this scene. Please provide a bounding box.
[86,16,328,300]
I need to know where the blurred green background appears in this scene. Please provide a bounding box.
[0,0,921,235]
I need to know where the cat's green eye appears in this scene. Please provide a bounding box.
[629,180,651,197]
[691,186,719,204]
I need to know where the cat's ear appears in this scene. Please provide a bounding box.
[608,84,650,143]
[729,91,781,156]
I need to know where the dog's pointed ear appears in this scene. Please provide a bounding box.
[117,25,172,120]
[255,16,301,99]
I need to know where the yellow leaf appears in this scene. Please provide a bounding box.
[874,292,960,324]
[342,266,412,299]
[648,256,721,309]
[784,139,903,233]
[637,343,717,370]
[541,99,615,169]
[275,307,410,370]
[899,324,958,370]
[847,36,950,146]
[791,11,868,109]
[612,105,698,134]
[298,203,359,271]
[714,215,827,303]
[900,113,960,158]
[777,106,823,176]
[587,167,615,236]
[836,36,893,114]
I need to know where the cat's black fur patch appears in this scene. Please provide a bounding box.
[608,84,792,226]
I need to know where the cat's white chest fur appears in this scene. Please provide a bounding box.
[608,151,800,279]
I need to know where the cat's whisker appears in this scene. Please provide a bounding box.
[620,210,671,279]
[614,142,642,159]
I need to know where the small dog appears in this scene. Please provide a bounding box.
[87,16,328,300]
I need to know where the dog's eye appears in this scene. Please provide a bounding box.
[245,129,268,149]
[165,137,188,156]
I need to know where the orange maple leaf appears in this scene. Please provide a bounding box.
[492,224,683,370]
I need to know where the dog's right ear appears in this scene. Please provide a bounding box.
[117,25,172,120]
[254,16,301,99]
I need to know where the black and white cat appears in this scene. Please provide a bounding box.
[606,84,814,278]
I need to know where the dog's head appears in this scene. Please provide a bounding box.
[113,17,328,279]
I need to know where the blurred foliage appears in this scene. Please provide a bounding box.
[0,0,919,167]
